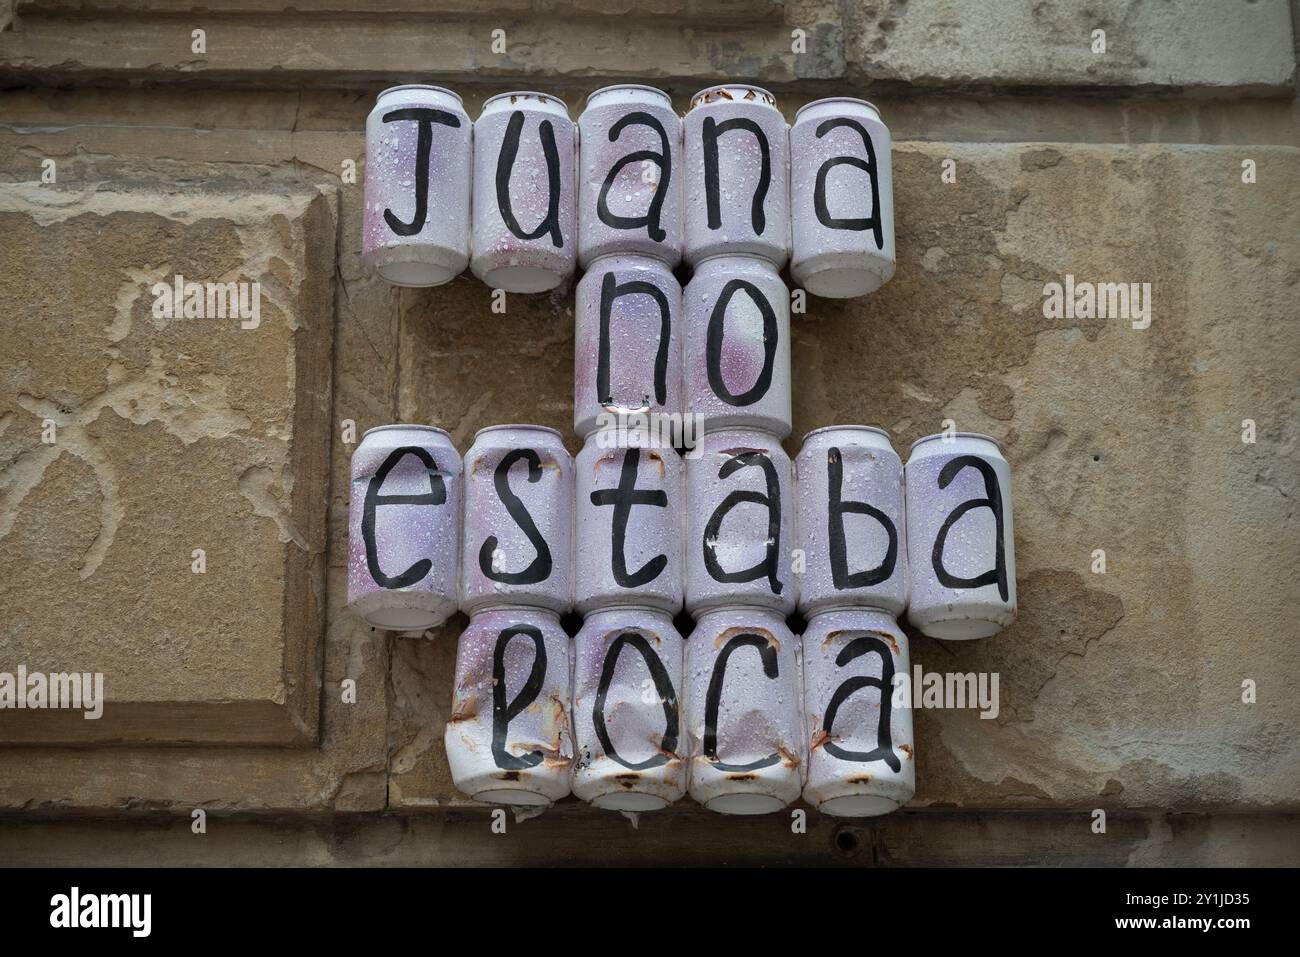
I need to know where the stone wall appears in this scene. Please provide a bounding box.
[0,0,1296,865]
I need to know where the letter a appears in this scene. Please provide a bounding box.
[930,456,1008,601]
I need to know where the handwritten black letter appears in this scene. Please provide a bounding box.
[931,455,1008,601]
[382,107,461,236]
[479,449,554,585]
[362,446,447,588]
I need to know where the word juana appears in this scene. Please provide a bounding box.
[1042,274,1151,329]
[890,666,999,719]
[151,273,262,329]
[50,887,151,937]
[0,666,103,719]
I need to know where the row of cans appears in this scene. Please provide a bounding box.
[446,603,913,816]
[347,423,1017,638]
[362,83,895,297]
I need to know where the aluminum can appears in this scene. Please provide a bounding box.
[802,608,914,816]
[575,429,684,614]
[905,432,1017,639]
[683,84,790,267]
[684,428,795,615]
[347,424,462,630]
[578,84,683,268]
[460,425,574,615]
[445,605,572,806]
[683,254,791,437]
[795,426,908,617]
[790,97,895,298]
[684,605,804,814]
[471,91,576,293]
[574,253,682,439]
[571,606,686,810]
[363,85,472,287]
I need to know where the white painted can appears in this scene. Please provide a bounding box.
[571,605,687,810]
[802,607,914,816]
[684,604,804,814]
[445,605,573,806]
[905,432,1017,639]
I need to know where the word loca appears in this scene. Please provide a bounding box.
[438,599,914,814]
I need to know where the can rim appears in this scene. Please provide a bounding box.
[804,604,900,623]
[376,84,463,104]
[584,251,675,269]
[794,96,881,122]
[582,427,678,451]
[473,423,566,441]
[801,424,892,443]
[482,90,570,112]
[582,604,676,619]
[697,425,784,444]
[467,603,564,620]
[689,84,777,109]
[910,431,1003,453]
[692,251,780,269]
[586,83,673,105]
[693,603,790,620]
[362,423,452,440]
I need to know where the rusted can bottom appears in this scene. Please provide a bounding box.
[689,762,803,816]
[591,792,670,812]
[815,793,904,818]
[364,244,466,288]
[471,788,554,807]
[574,760,685,812]
[453,764,571,807]
[575,770,682,813]
[703,792,790,816]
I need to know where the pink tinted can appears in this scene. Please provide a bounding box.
[471,92,576,293]
[684,605,804,814]
[684,428,796,616]
[790,97,895,298]
[445,605,573,806]
[571,606,686,810]
[575,429,684,614]
[795,426,908,617]
[347,425,462,631]
[578,84,683,268]
[683,84,790,268]
[905,432,1017,639]
[460,425,574,615]
[573,253,682,440]
[802,608,914,816]
[362,85,471,287]
[683,254,791,437]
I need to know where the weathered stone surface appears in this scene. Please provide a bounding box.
[390,142,1300,812]
[4,85,1300,155]
[0,130,392,811]
[0,7,839,87]
[0,178,335,746]
[2,0,1292,94]
[1,807,1296,866]
[848,0,1297,95]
